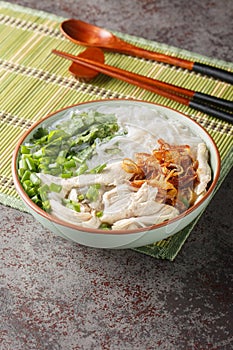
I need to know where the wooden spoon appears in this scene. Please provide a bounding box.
[60,19,233,84]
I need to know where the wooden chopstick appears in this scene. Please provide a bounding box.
[52,49,233,123]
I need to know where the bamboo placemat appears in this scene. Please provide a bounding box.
[0,1,232,260]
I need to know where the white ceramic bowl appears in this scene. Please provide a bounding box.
[12,99,220,249]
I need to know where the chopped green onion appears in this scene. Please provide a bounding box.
[22,179,33,191]
[78,194,85,201]
[20,145,30,154]
[99,223,111,230]
[19,158,28,170]
[30,173,41,186]
[38,184,49,201]
[31,195,42,205]
[61,198,70,205]
[21,170,31,182]
[42,200,51,212]
[49,183,62,193]
[72,202,81,212]
[18,168,25,178]
[47,129,68,142]
[33,127,48,140]
[38,156,51,165]
[27,187,37,197]
[90,163,106,174]
[63,199,81,212]
[39,184,50,192]
[76,163,88,175]
[64,159,76,169]
[40,192,48,202]
[33,148,45,158]
[56,156,66,165]
[42,168,59,176]
[86,184,100,202]
[72,155,82,163]
[25,157,36,171]
[58,150,67,158]
[61,172,73,178]
[18,109,120,213]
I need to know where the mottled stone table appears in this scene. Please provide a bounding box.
[1,1,233,349]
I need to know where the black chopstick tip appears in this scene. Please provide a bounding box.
[193,62,233,84]
[189,100,233,124]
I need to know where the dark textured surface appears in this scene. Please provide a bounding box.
[5,0,233,62]
[1,1,233,349]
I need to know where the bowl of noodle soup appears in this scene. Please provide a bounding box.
[12,99,220,249]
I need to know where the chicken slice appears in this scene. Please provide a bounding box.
[61,161,132,193]
[194,143,211,195]
[37,160,131,196]
[49,199,101,228]
[101,183,135,224]
[112,205,179,230]
[101,182,178,225]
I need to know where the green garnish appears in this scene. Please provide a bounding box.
[49,183,62,193]
[86,184,101,202]
[62,198,81,212]
[61,172,73,178]
[89,163,106,174]
[42,200,51,212]
[18,109,120,210]
[20,145,30,154]
[75,163,88,176]
[78,194,85,201]
[32,126,48,140]
[99,223,111,230]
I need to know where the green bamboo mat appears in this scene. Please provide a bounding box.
[0,1,232,260]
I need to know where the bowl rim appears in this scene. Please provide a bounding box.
[12,99,221,235]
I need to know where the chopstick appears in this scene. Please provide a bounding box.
[191,62,233,85]
[52,49,233,123]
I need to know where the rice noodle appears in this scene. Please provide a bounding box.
[85,105,202,169]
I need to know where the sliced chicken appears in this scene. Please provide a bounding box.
[194,143,211,195]
[37,160,131,196]
[101,183,135,224]
[37,145,207,230]
[68,187,103,211]
[112,205,179,230]
[101,182,178,225]
[49,199,101,228]
[61,161,132,193]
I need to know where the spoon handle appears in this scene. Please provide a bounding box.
[110,38,194,70]
[116,40,233,84]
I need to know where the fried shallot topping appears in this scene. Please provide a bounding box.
[122,139,199,213]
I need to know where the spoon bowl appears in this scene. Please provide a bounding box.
[61,19,118,48]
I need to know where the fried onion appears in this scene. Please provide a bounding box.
[121,139,200,213]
